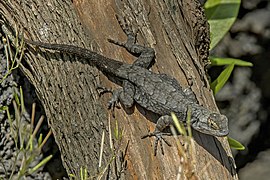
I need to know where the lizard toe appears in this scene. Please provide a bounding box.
[141,132,171,156]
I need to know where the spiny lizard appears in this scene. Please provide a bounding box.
[24,21,229,155]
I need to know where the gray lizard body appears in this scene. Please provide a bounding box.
[25,22,228,155]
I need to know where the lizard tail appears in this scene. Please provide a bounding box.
[25,39,124,75]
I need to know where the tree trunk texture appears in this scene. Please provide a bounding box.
[0,0,237,179]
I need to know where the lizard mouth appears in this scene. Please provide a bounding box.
[216,129,229,137]
[199,128,229,137]
[192,121,229,137]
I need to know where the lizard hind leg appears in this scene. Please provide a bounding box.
[120,81,135,109]
[96,82,135,117]
[110,80,136,109]
[96,86,121,117]
[108,15,155,69]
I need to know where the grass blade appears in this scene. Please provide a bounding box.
[28,155,53,174]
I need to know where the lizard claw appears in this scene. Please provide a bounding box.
[96,86,113,97]
[107,99,121,117]
[107,28,138,50]
[107,38,126,47]
[141,132,171,156]
[115,14,138,38]
[108,14,138,51]
[96,86,121,117]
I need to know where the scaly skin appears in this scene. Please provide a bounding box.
[24,19,228,155]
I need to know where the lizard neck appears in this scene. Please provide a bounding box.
[190,104,209,122]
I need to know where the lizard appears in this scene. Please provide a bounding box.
[24,21,229,155]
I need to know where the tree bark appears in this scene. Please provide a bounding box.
[0,0,237,179]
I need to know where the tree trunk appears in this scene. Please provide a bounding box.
[0,0,237,179]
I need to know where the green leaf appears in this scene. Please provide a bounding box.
[210,57,253,66]
[210,63,235,94]
[205,0,241,50]
[228,136,245,150]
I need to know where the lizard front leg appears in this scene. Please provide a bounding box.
[142,115,173,156]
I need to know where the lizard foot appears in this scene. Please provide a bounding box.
[108,15,140,54]
[96,86,121,117]
[96,86,113,96]
[109,14,138,43]
[141,132,171,156]
[107,28,137,51]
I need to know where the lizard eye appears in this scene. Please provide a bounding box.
[207,118,219,130]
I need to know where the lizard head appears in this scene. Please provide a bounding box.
[191,112,229,137]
